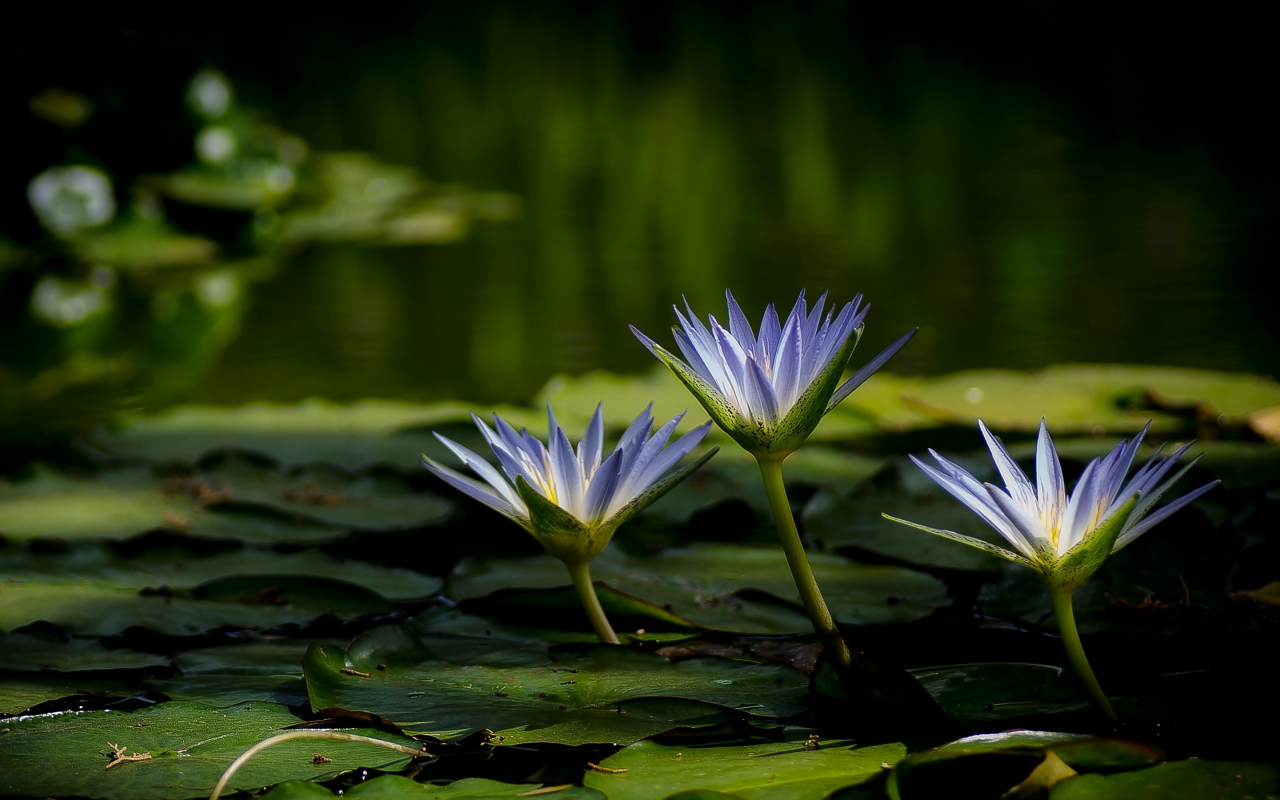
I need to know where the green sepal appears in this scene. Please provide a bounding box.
[1049,492,1140,591]
[513,475,594,562]
[606,446,720,531]
[883,514,1033,566]
[765,324,863,455]
[651,340,750,447]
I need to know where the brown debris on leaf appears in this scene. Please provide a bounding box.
[104,742,151,770]
[655,638,822,675]
[283,485,370,507]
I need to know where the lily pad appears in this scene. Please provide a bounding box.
[1049,759,1279,799]
[303,634,810,744]
[804,488,1006,571]
[0,545,440,635]
[0,672,151,716]
[0,631,169,672]
[908,663,1085,722]
[581,728,906,800]
[449,544,950,633]
[900,366,1179,434]
[263,776,604,800]
[0,701,420,800]
[0,465,348,544]
[147,640,326,707]
[191,458,452,531]
[90,399,541,471]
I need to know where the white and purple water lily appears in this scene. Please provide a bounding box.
[421,403,716,563]
[887,419,1219,591]
[630,289,915,456]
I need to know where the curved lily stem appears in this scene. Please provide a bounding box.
[565,558,621,644]
[209,731,425,800]
[1051,589,1117,724]
[757,456,852,670]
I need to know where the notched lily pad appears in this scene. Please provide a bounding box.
[449,544,949,634]
[0,545,440,635]
[303,631,810,744]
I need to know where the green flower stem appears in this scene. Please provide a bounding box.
[566,558,621,645]
[757,456,852,669]
[1051,588,1117,723]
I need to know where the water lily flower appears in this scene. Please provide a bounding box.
[631,289,916,677]
[886,419,1218,721]
[421,403,717,644]
[630,289,915,457]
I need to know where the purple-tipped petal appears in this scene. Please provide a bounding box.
[827,328,915,411]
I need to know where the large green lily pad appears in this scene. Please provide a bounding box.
[804,488,1007,571]
[0,672,151,716]
[1049,759,1279,799]
[147,639,328,707]
[90,399,542,470]
[263,776,604,800]
[0,701,420,800]
[908,663,1085,722]
[0,465,349,544]
[581,729,905,800]
[898,364,1280,435]
[303,631,809,744]
[449,544,950,633]
[0,631,169,672]
[0,545,440,635]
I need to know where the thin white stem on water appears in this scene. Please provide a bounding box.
[209,731,425,800]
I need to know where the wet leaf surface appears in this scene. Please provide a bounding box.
[303,631,810,744]
[1049,759,1280,798]
[581,728,904,800]
[5,365,1279,799]
[450,544,949,634]
[0,545,440,635]
[0,701,420,800]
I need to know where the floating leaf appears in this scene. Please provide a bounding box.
[147,640,327,707]
[908,663,1084,722]
[1049,759,1278,799]
[0,465,349,544]
[0,631,169,672]
[449,544,950,634]
[0,701,419,800]
[261,776,603,800]
[804,488,1006,571]
[91,399,542,470]
[581,728,905,800]
[0,672,150,717]
[0,545,439,635]
[303,633,809,744]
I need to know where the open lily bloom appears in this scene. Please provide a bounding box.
[421,403,716,564]
[631,289,915,456]
[887,419,1219,591]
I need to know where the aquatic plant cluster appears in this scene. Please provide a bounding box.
[428,289,1215,727]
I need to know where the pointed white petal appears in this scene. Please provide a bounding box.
[1034,419,1066,531]
[579,402,604,476]
[421,455,526,521]
[979,420,1037,511]
[827,327,915,411]
[1113,480,1219,551]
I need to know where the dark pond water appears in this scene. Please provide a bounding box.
[6,3,1278,412]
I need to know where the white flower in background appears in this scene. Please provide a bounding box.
[28,166,116,237]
